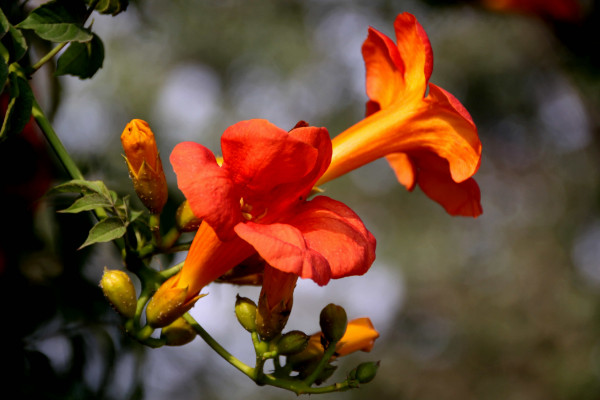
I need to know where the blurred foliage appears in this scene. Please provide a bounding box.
[3,0,600,399]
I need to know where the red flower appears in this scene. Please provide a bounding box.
[147,120,376,326]
[317,13,482,217]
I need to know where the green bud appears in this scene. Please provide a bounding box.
[353,361,380,384]
[277,330,309,355]
[161,317,197,346]
[99,268,137,319]
[175,200,202,232]
[235,295,257,332]
[319,303,347,343]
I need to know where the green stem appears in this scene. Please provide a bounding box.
[158,261,184,280]
[259,374,353,395]
[32,98,83,180]
[159,227,182,251]
[31,42,68,72]
[149,213,161,247]
[183,313,255,378]
[303,343,338,386]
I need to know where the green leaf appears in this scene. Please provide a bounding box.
[0,55,7,92]
[0,71,33,143]
[79,217,127,249]
[1,25,28,63]
[0,8,10,39]
[58,193,113,213]
[55,33,103,79]
[129,209,144,223]
[17,1,92,43]
[49,179,112,200]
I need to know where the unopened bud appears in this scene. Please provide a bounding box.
[146,284,200,328]
[175,200,202,232]
[256,291,293,341]
[99,268,137,318]
[161,317,197,346]
[353,361,380,384]
[235,295,257,332]
[319,303,347,343]
[121,119,168,214]
[277,330,309,355]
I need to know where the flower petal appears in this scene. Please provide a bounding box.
[336,317,380,356]
[170,141,239,239]
[264,125,332,219]
[393,12,433,97]
[234,221,331,285]
[421,83,481,182]
[221,119,319,194]
[385,152,417,191]
[288,196,376,279]
[417,156,483,217]
[362,26,406,113]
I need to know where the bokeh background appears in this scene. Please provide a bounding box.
[4,0,600,399]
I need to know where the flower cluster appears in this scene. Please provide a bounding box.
[97,12,482,395]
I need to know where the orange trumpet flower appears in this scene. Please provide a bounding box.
[317,13,483,217]
[146,120,376,327]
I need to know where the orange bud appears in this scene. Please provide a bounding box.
[121,119,168,214]
[145,283,201,328]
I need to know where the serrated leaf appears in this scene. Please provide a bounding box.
[17,1,92,43]
[49,179,112,200]
[79,217,127,249]
[55,33,103,79]
[0,71,33,143]
[58,193,113,213]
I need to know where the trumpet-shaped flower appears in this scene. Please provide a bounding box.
[148,120,376,326]
[317,13,483,217]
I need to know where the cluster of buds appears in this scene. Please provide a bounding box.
[235,298,380,386]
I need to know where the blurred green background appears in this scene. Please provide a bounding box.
[4,0,600,399]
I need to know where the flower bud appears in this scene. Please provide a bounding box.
[352,361,380,384]
[256,290,293,341]
[319,303,347,343]
[161,317,197,346]
[121,119,168,214]
[99,268,137,319]
[235,295,257,332]
[175,200,202,232]
[145,283,200,328]
[277,330,309,355]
